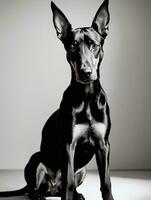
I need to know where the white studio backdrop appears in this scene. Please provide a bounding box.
[0,0,150,170]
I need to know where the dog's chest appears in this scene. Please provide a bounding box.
[72,102,107,142]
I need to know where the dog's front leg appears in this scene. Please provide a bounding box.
[95,141,114,200]
[62,142,76,200]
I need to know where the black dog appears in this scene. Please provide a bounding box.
[0,1,114,200]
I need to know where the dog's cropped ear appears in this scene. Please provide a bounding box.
[51,1,72,42]
[92,0,110,38]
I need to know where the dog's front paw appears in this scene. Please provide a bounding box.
[102,193,114,200]
[30,192,46,200]
[78,193,85,200]
[74,192,85,200]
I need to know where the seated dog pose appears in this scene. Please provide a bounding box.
[0,1,114,200]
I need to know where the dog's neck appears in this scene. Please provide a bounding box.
[70,78,101,100]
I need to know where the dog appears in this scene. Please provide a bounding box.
[0,1,114,200]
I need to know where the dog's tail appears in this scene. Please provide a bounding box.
[0,185,28,197]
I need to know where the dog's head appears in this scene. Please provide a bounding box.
[51,0,110,84]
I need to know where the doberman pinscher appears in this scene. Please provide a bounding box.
[0,0,114,200]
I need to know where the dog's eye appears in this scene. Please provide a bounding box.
[91,43,97,50]
[70,41,78,52]
[87,39,98,51]
[90,43,99,52]
[87,39,93,46]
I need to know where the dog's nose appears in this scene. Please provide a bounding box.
[80,70,91,80]
[85,72,91,78]
[80,64,92,73]
[80,64,92,80]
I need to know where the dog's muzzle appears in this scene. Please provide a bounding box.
[80,71,92,82]
[79,67,97,83]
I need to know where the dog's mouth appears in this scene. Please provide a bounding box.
[77,77,97,84]
[78,79,93,84]
[78,72,97,84]
[71,62,98,84]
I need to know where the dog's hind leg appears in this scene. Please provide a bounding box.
[24,152,47,200]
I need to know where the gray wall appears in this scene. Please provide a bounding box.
[0,0,150,170]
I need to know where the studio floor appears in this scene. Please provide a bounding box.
[0,170,150,200]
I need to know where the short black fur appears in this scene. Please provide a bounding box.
[0,1,114,200]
